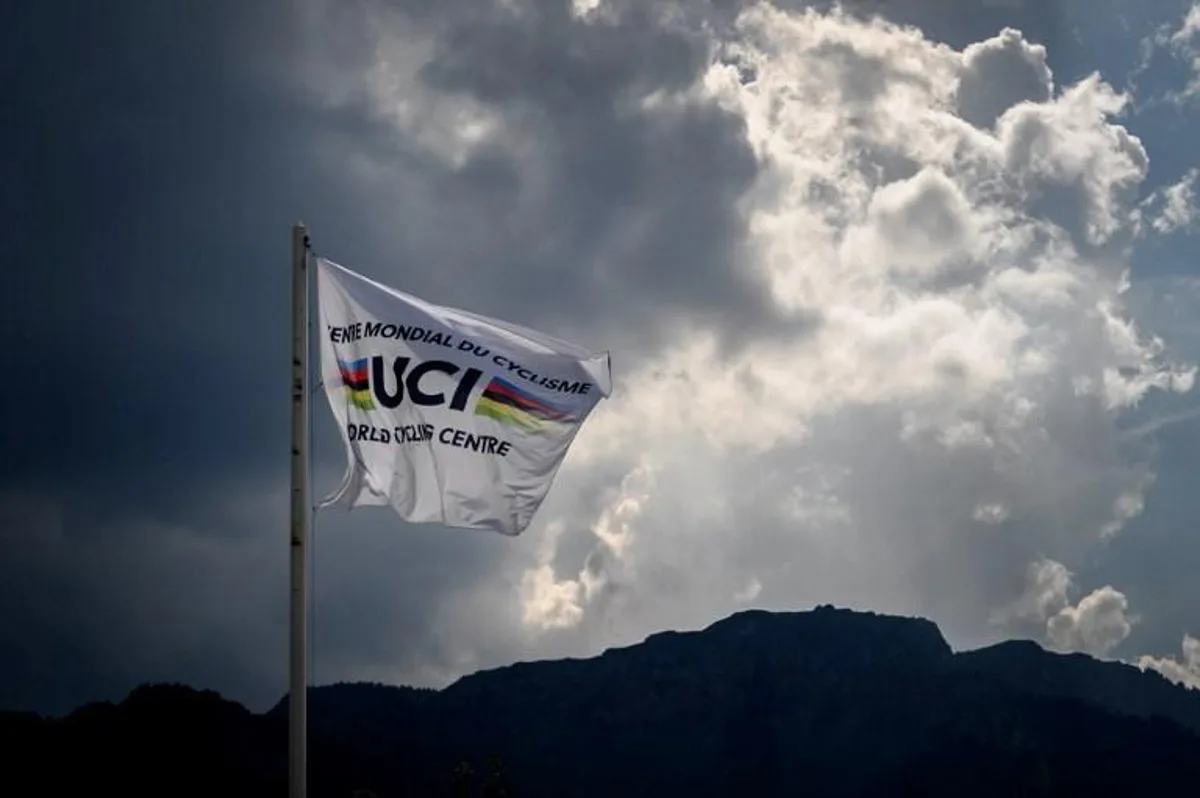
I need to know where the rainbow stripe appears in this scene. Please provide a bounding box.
[475,376,575,431]
[338,357,374,410]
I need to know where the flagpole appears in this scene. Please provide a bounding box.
[289,221,311,798]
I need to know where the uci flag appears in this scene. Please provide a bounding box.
[316,257,612,536]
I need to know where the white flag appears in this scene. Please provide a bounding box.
[316,257,612,536]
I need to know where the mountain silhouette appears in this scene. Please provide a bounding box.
[4,605,1199,796]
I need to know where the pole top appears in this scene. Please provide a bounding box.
[292,223,311,252]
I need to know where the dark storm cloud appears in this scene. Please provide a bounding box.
[291,0,811,354]
[0,0,794,713]
[3,0,332,496]
[1,0,802,501]
[0,0,498,713]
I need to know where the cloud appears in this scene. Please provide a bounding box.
[957,26,1053,129]
[1134,1,1200,106]
[489,4,1193,664]
[1139,634,1200,689]
[5,0,1200,714]
[1169,1,1200,86]
[1141,167,1200,233]
[284,0,809,359]
[0,487,287,712]
[520,459,652,634]
[998,558,1136,657]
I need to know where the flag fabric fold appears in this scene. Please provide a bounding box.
[316,257,611,536]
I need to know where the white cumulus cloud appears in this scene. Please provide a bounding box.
[1142,168,1200,234]
[1140,634,1200,689]
[502,5,1193,659]
[998,557,1136,657]
[289,1,1199,686]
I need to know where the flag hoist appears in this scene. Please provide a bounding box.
[288,222,612,797]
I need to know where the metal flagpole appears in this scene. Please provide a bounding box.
[289,222,311,798]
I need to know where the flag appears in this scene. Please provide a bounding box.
[316,257,612,536]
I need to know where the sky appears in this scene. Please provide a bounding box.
[3,0,1200,716]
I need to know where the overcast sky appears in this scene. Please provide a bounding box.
[4,0,1200,715]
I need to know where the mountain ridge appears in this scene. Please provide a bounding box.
[5,605,1200,797]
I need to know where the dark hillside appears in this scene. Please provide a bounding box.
[5,606,1198,797]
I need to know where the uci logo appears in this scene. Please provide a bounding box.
[337,356,483,412]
